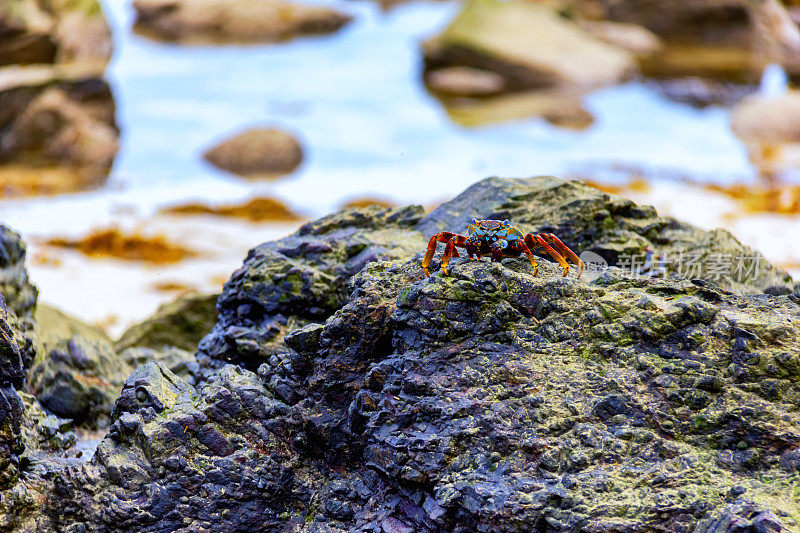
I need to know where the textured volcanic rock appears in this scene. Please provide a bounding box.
[199,175,793,372]
[27,336,132,427]
[41,176,800,532]
[120,346,198,383]
[0,298,29,491]
[133,0,352,44]
[203,128,304,179]
[45,255,800,531]
[416,176,792,294]
[422,0,635,95]
[115,292,218,354]
[0,225,37,318]
[18,391,76,457]
[197,204,426,370]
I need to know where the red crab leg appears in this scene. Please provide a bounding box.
[422,232,457,276]
[422,232,467,277]
[525,234,570,277]
[516,240,539,277]
[543,234,584,277]
[441,235,468,276]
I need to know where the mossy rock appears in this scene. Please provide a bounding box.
[115,292,218,353]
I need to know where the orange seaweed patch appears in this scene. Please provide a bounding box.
[208,274,231,287]
[581,177,652,195]
[0,165,106,198]
[151,280,197,293]
[341,197,398,209]
[46,229,197,264]
[30,250,63,267]
[705,183,800,215]
[161,196,302,222]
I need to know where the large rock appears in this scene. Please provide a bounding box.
[730,90,800,177]
[27,335,132,427]
[423,0,636,95]
[197,205,426,369]
[115,292,218,353]
[417,176,792,293]
[731,90,800,145]
[0,224,37,318]
[203,127,304,179]
[0,299,28,491]
[198,176,792,374]
[0,0,112,67]
[44,201,800,531]
[50,362,309,530]
[133,0,352,44]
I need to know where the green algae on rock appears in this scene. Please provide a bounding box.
[417,176,793,294]
[34,302,111,355]
[114,292,218,354]
[27,335,132,427]
[197,204,426,370]
[33,175,800,532]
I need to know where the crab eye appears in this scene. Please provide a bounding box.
[472,218,478,224]
[502,219,509,225]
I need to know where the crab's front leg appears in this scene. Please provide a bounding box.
[465,236,481,260]
[516,239,539,277]
[441,234,470,276]
[490,239,508,263]
[507,227,539,276]
[422,232,468,276]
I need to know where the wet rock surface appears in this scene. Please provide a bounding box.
[197,204,426,370]
[32,176,800,532]
[133,0,352,44]
[417,176,792,293]
[27,336,132,427]
[0,75,119,194]
[0,225,38,318]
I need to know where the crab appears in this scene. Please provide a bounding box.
[421,218,584,278]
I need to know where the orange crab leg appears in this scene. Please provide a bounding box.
[423,232,456,276]
[543,234,584,277]
[441,235,468,276]
[537,235,570,277]
[516,240,539,277]
[422,232,468,276]
[524,234,569,277]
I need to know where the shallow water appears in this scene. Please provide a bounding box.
[0,0,797,334]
